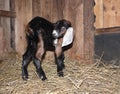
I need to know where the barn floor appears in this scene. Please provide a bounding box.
[0,52,120,94]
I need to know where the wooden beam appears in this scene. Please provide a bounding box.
[83,0,95,63]
[96,26,120,35]
[0,10,16,18]
[0,27,4,54]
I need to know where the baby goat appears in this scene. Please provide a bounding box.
[22,16,73,80]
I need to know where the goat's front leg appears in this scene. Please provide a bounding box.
[55,46,65,77]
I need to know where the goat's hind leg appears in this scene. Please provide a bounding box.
[22,53,32,80]
[33,33,47,81]
[33,58,47,80]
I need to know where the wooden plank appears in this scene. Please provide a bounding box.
[83,0,95,63]
[15,0,32,55]
[0,0,12,52]
[55,0,64,19]
[33,0,53,20]
[40,0,51,19]
[0,0,4,10]
[61,0,94,63]
[51,0,60,22]
[103,0,120,27]
[94,0,120,28]
[10,0,15,49]
[0,10,16,18]
[94,0,103,28]
[63,0,85,60]
[0,27,4,54]
[1,17,12,52]
[32,0,41,18]
[96,26,120,35]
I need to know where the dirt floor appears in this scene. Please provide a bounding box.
[0,52,120,94]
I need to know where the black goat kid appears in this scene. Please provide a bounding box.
[22,16,73,81]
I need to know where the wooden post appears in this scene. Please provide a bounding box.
[83,0,95,63]
[15,0,32,55]
[10,0,15,49]
[0,27,4,54]
[62,0,84,60]
[63,0,95,63]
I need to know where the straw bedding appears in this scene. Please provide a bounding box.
[0,52,119,94]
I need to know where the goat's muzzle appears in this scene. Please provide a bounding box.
[52,28,66,39]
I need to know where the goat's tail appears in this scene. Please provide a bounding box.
[25,24,34,36]
[24,24,37,55]
[25,24,35,43]
[25,24,35,48]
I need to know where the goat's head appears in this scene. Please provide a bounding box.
[52,19,71,39]
[53,19,73,47]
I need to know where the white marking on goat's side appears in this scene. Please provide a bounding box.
[53,39,58,47]
[62,27,74,47]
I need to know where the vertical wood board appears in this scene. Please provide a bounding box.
[103,0,120,27]
[83,0,95,63]
[94,0,120,28]
[0,27,4,53]
[94,0,103,28]
[0,0,12,52]
[15,0,32,54]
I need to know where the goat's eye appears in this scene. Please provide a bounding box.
[61,27,66,31]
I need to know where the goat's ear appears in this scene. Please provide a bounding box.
[61,26,67,31]
[53,23,56,27]
[25,24,33,36]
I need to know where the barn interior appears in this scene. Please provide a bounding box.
[0,0,120,94]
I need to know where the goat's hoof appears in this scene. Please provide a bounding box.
[62,64,65,69]
[58,71,64,77]
[40,75,47,81]
[22,76,28,81]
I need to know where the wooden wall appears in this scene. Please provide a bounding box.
[94,0,120,28]
[1,0,119,62]
[0,0,95,63]
[27,0,95,62]
[0,0,11,53]
[32,0,86,60]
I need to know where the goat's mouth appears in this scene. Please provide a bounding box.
[52,30,59,38]
[52,30,64,39]
[52,30,66,39]
[52,33,64,39]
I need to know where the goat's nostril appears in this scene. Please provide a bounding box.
[52,33,56,36]
[52,30,59,38]
[52,33,55,35]
[52,31,58,37]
